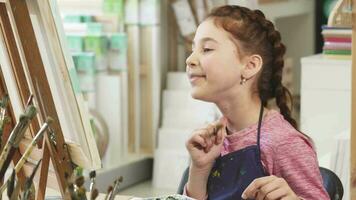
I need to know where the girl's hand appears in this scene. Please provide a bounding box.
[185,120,226,170]
[242,176,299,200]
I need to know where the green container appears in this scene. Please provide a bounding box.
[81,15,93,23]
[103,0,124,16]
[87,23,103,35]
[63,15,82,23]
[63,14,93,23]
[66,34,84,52]
[72,52,96,73]
[109,33,127,71]
[84,35,108,56]
[110,33,127,50]
[78,73,95,92]
[72,52,96,92]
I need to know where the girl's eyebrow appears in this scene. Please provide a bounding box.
[192,37,218,47]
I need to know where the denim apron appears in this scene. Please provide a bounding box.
[207,104,267,200]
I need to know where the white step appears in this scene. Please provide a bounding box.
[161,108,216,129]
[166,72,190,90]
[162,90,215,111]
[152,149,190,190]
[157,128,194,150]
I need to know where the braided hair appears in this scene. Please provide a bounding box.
[207,5,299,130]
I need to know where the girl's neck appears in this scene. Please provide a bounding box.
[216,94,264,134]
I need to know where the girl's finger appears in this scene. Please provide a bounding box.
[198,132,212,153]
[206,124,216,137]
[242,176,276,199]
[263,188,288,200]
[205,120,223,136]
[204,138,214,153]
[255,178,282,200]
[215,124,226,145]
[187,134,206,149]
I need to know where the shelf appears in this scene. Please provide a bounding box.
[85,153,153,192]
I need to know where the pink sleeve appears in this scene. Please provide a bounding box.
[274,135,330,200]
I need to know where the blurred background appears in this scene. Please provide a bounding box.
[55,0,351,198]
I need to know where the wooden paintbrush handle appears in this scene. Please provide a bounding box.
[0,148,15,180]
[0,142,10,168]
[15,144,35,173]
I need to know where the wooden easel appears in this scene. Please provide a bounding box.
[0,0,73,199]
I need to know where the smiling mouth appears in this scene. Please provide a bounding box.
[189,75,206,83]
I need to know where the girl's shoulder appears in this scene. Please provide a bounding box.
[262,110,314,150]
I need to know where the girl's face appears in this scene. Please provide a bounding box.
[186,19,245,102]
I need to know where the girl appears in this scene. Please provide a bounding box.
[184,5,330,200]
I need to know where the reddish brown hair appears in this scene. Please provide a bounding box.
[207,5,298,129]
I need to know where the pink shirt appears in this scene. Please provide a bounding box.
[220,110,330,199]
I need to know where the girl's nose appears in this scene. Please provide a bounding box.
[186,52,199,68]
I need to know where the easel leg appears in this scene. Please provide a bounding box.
[37,141,50,200]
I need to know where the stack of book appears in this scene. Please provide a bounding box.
[322,26,352,59]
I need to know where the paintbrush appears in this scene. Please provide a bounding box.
[0,105,37,180]
[21,159,42,200]
[6,169,15,199]
[0,95,9,121]
[109,176,123,200]
[0,116,9,151]
[68,183,79,200]
[9,179,21,200]
[90,188,98,200]
[89,170,96,192]
[0,95,9,112]
[103,186,113,200]
[64,172,79,200]
[0,95,10,151]
[0,176,5,198]
[14,117,53,173]
[74,176,87,200]
[0,117,53,193]
[0,95,9,149]
[89,170,96,191]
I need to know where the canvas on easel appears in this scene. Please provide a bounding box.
[25,0,101,169]
[0,0,102,199]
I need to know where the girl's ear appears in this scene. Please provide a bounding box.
[241,54,263,79]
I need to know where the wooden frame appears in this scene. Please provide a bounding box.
[0,1,72,198]
[0,11,28,187]
[26,0,101,169]
[0,0,101,199]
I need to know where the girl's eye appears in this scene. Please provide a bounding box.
[203,48,213,53]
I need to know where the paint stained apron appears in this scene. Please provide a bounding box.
[207,104,267,200]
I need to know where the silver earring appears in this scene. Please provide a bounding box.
[240,75,247,85]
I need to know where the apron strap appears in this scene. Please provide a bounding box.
[256,102,264,159]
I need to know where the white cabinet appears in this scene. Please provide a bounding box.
[300,54,351,163]
[300,54,351,199]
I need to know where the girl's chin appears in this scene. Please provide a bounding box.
[190,89,213,102]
